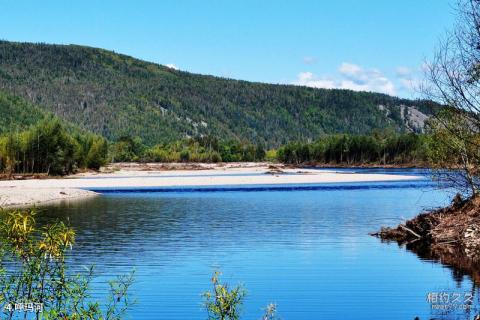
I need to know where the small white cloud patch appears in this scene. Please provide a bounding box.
[293,62,396,96]
[166,63,178,70]
[293,72,336,89]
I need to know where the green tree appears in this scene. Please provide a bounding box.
[110,136,145,162]
[85,136,108,170]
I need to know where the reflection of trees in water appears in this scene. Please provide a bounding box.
[402,241,480,319]
[426,286,479,320]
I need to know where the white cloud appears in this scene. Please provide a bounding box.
[293,62,396,96]
[166,63,178,70]
[293,72,336,89]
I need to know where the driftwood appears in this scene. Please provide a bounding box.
[399,225,422,239]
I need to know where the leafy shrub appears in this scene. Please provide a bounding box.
[203,272,278,320]
[0,208,134,319]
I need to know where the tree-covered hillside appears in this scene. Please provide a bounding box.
[0,40,436,147]
[0,90,50,133]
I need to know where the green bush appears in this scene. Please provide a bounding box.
[203,272,278,320]
[0,208,134,319]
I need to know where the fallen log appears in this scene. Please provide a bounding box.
[399,224,422,239]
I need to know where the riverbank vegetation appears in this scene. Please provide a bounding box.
[108,131,432,166]
[0,118,108,176]
[0,116,442,177]
[0,207,134,319]
[110,135,267,163]
[276,131,429,166]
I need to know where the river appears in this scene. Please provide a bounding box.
[37,169,477,319]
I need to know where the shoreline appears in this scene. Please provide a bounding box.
[0,162,422,208]
[0,187,99,209]
[371,195,480,284]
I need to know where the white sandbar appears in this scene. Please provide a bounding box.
[0,163,420,207]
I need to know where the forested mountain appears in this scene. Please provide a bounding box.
[0,40,436,147]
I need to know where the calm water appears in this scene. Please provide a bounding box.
[37,172,478,319]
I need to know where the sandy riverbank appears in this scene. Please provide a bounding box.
[0,162,421,208]
[0,188,98,208]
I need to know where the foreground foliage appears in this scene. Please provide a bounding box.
[0,208,134,319]
[203,272,278,320]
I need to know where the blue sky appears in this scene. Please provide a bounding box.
[1,0,455,98]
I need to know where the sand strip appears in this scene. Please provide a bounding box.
[0,187,98,209]
[0,164,421,207]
